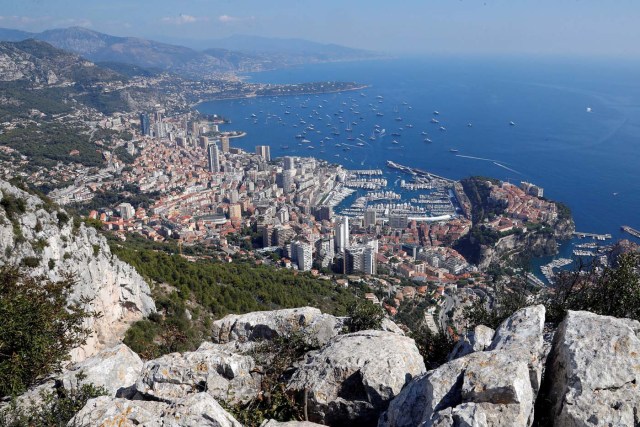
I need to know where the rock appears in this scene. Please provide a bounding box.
[448,325,494,360]
[546,310,640,426]
[260,421,325,427]
[0,179,155,362]
[288,330,426,426]
[70,392,242,427]
[379,306,546,427]
[60,343,142,396]
[135,341,260,405]
[488,305,546,393]
[211,307,343,346]
[380,318,405,335]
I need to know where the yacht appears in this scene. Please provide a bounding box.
[431,118,439,124]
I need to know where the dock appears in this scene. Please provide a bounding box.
[622,225,640,239]
[573,231,612,240]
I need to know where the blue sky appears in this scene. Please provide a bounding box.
[1,0,639,56]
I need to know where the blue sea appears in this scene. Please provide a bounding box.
[198,56,640,266]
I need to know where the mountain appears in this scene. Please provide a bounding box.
[0,38,122,85]
[212,34,374,58]
[0,27,34,41]
[0,26,378,78]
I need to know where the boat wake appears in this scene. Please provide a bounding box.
[493,162,522,175]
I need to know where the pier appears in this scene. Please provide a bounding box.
[622,225,640,239]
[572,231,612,240]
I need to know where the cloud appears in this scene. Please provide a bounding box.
[218,15,255,24]
[161,14,209,25]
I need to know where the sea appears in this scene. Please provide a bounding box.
[197,56,640,271]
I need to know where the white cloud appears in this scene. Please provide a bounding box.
[161,14,208,25]
[218,15,255,24]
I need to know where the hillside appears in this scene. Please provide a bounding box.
[0,26,378,78]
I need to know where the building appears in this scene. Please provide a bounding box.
[345,246,365,274]
[364,209,377,227]
[282,170,296,193]
[139,113,151,136]
[118,203,135,220]
[292,240,313,271]
[389,213,408,229]
[199,136,209,149]
[229,203,242,220]
[207,141,221,173]
[313,205,333,222]
[364,246,377,275]
[220,136,230,153]
[255,145,271,162]
[520,181,544,198]
[402,243,420,259]
[284,156,295,170]
[335,216,350,253]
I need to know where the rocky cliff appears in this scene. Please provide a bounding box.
[11,304,640,426]
[0,179,155,361]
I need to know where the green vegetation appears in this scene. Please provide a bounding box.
[460,177,504,224]
[0,121,103,169]
[225,332,318,426]
[345,300,384,333]
[0,82,72,121]
[113,237,360,358]
[0,268,97,397]
[0,375,108,427]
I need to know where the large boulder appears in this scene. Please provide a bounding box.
[287,330,426,426]
[69,392,242,427]
[546,310,640,426]
[135,341,260,405]
[379,305,546,427]
[260,421,325,427]
[60,343,143,396]
[448,324,494,361]
[211,307,344,346]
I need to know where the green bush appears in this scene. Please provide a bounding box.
[345,300,385,333]
[0,268,96,397]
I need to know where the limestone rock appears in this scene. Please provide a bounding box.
[546,310,640,426]
[489,305,545,393]
[379,306,546,427]
[60,343,143,396]
[0,179,155,362]
[448,324,494,360]
[135,341,260,405]
[260,421,326,427]
[288,330,426,426]
[211,307,343,346]
[69,392,242,427]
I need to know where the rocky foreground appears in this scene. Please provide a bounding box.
[8,305,640,426]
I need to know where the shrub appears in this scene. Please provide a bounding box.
[345,300,385,333]
[0,268,97,397]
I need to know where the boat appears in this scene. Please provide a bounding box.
[376,112,384,116]
[379,129,386,137]
[392,140,399,144]
[376,95,384,99]
[425,138,432,143]
[343,147,351,151]
[406,124,414,128]
[467,123,473,127]
[431,118,439,124]
[421,131,428,135]
[439,126,446,131]
[510,121,516,126]
[251,113,257,118]
[281,145,290,149]
[347,136,355,141]
[307,146,315,149]
[295,134,304,139]
[449,149,459,153]
[391,132,401,136]
[395,117,403,121]
[357,142,365,146]
[433,111,440,115]
[301,139,311,143]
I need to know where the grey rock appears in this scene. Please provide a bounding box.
[489,305,545,393]
[288,330,426,426]
[546,310,640,426]
[60,343,143,396]
[135,341,260,405]
[211,307,343,346]
[0,179,155,362]
[379,305,546,427]
[260,421,326,427]
[448,325,495,361]
[380,318,405,335]
[69,392,242,427]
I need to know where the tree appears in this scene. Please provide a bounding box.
[346,300,385,333]
[0,268,97,397]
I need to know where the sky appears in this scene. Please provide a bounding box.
[0,0,639,57]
